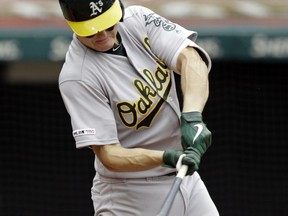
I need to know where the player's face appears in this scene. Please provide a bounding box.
[77,24,118,52]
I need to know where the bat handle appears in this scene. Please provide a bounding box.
[177,164,188,179]
[156,165,188,216]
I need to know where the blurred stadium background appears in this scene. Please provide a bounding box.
[0,0,288,215]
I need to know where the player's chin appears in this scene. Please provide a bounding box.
[92,42,114,52]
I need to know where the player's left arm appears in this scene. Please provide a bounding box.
[176,46,209,113]
[175,46,212,174]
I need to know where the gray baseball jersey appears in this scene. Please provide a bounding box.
[59,6,211,179]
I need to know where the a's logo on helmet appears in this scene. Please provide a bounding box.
[90,0,104,17]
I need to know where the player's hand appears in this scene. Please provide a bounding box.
[163,148,201,175]
[163,149,197,173]
[181,111,212,155]
[183,146,201,175]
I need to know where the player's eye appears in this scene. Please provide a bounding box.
[85,25,115,38]
[105,25,115,32]
[85,34,96,39]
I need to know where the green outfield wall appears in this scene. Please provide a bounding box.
[0,26,288,62]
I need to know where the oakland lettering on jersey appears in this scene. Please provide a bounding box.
[117,60,171,130]
[134,79,157,114]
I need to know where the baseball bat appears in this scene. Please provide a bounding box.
[156,164,188,216]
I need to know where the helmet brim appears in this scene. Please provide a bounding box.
[66,0,122,37]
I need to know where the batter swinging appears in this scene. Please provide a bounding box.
[58,0,219,215]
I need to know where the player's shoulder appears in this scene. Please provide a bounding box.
[59,37,88,84]
[124,5,154,20]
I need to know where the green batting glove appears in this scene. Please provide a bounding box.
[183,146,201,175]
[163,149,196,169]
[163,148,201,175]
[181,112,212,154]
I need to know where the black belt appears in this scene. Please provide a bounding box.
[164,172,177,176]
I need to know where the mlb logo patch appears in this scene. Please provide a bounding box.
[73,128,96,137]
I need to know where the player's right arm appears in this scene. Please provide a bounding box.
[91,144,197,174]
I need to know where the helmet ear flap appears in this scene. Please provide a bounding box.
[119,0,125,22]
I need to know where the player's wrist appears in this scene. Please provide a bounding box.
[181,111,202,122]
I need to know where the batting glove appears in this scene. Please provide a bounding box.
[183,146,201,175]
[163,148,201,175]
[163,149,195,173]
[181,111,212,153]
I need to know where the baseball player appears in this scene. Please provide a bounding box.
[58,0,219,215]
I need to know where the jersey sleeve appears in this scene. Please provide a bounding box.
[59,80,119,148]
[130,6,211,71]
[170,39,212,73]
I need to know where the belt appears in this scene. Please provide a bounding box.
[96,172,177,182]
[164,172,177,176]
